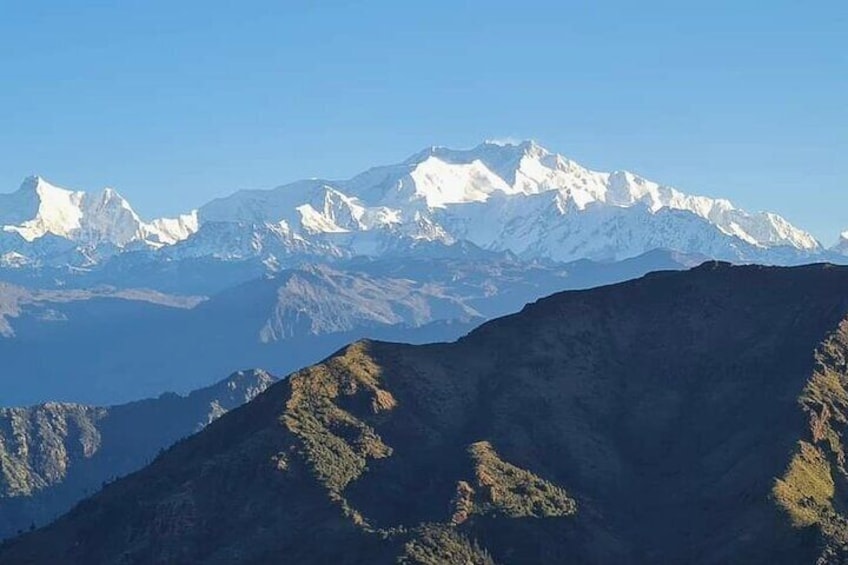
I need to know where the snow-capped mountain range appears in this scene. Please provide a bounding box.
[0,176,197,267]
[0,141,841,269]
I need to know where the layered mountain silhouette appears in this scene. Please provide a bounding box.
[0,250,697,406]
[4,262,848,563]
[0,370,274,541]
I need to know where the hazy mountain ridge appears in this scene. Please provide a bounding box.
[0,282,202,338]
[0,369,274,541]
[4,263,848,563]
[0,251,697,406]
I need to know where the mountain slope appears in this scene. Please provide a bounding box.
[0,369,274,540]
[5,263,848,563]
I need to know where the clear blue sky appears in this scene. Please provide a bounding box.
[0,1,845,242]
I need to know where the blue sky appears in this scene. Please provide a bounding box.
[0,1,845,242]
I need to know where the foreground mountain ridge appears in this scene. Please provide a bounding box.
[5,262,848,563]
[1,141,840,272]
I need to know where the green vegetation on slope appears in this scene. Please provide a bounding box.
[774,441,836,527]
[283,342,395,492]
[398,524,494,565]
[280,342,577,561]
[467,441,576,519]
[774,319,848,554]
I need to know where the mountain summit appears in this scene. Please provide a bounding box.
[4,263,848,563]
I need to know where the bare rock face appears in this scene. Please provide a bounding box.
[5,263,848,563]
[0,369,274,539]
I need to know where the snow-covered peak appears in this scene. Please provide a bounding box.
[1,176,86,242]
[0,176,198,252]
[146,211,199,246]
[832,231,848,256]
[404,139,543,164]
[405,156,514,207]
